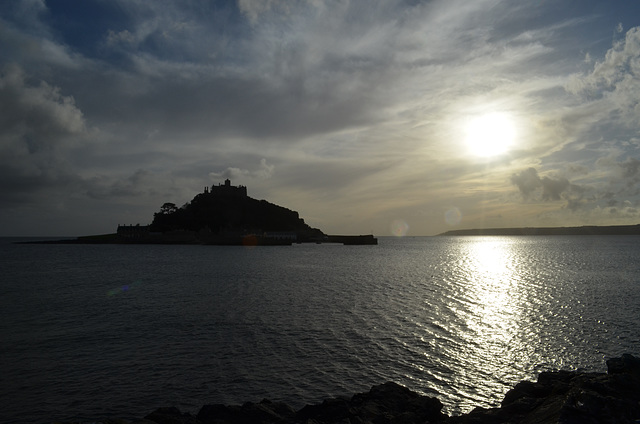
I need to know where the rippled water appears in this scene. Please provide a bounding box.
[1,236,639,423]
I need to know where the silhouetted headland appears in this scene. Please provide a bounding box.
[57,354,640,423]
[24,180,377,245]
[438,224,640,236]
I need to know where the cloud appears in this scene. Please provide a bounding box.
[0,3,82,69]
[540,175,571,201]
[601,156,640,196]
[237,0,293,24]
[566,26,640,125]
[85,0,557,146]
[510,168,541,199]
[3,0,640,235]
[0,64,86,203]
[4,0,576,149]
[620,157,640,180]
[518,25,640,220]
[0,64,166,207]
[209,158,275,182]
[106,29,136,47]
[85,169,154,199]
[510,153,640,216]
[510,167,583,209]
[1,0,47,34]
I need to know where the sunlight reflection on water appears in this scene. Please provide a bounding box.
[454,238,532,407]
[420,236,638,412]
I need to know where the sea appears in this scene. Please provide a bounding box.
[1,236,639,423]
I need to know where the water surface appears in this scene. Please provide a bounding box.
[1,236,638,423]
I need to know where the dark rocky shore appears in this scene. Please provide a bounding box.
[59,354,640,424]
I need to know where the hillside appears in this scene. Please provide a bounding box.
[438,224,640,236]
[145,180,324,242]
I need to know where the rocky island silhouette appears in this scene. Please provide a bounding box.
[44,179,377,245]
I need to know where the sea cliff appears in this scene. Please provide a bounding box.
[58,354,640,424]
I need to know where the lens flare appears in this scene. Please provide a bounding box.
[390,219,409,237]
[242,235,258,247]
[445,207,462,226]
[107,280,142,297]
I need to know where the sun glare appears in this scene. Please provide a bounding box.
[464,112,516,157]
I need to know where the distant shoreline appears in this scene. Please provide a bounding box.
[438,223,640,236]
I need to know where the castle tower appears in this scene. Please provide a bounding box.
[209,180,247,197]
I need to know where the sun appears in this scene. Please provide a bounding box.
[464,112,516,157]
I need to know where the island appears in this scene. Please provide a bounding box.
[438,224,640,236]
[34,180,377,245]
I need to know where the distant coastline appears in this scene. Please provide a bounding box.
[438,223,640,236]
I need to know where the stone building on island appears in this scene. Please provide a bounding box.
[203,179,247,197]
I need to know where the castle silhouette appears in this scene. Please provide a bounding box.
[203,179,247,197]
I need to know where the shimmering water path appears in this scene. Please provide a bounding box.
[1,236,639,423]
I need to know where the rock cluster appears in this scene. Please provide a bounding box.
[448,353,640,424]
[127,382,444,424]
[61,354,640,424]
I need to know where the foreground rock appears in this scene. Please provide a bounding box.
[446,353,640,424]
[63,354,640,424]
[129,382,445,424]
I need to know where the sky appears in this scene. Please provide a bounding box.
[1,0,640,236]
